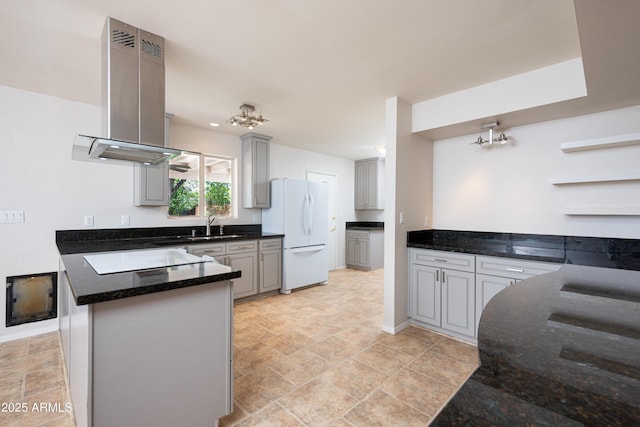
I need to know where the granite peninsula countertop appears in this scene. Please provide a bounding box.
[432,264,640,425]
[57,225,282,305]
[61,250,241,305]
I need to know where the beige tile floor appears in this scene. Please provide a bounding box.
[0,332,74,427]
[222,268,480,426]
[0,268,479,427]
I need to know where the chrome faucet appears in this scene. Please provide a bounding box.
[206,215,217,236]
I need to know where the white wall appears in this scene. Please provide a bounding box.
[432,105,640,238]
[269,142,358,269]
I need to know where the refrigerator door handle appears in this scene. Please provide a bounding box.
[289,245,325,253]
[308,193,314,234]
[302,194,310,235]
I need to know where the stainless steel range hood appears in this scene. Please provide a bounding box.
[73,134,181,165]
[73,17,180,165]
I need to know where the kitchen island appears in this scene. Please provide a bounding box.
[432,264,640,425]
[58,242,241,427]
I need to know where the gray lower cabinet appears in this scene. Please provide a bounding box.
[409,248,561,343]
[346,229,383,270]
[189,238,282,298]
[475,274,515,329]
[475,255,561,329]
[259,238,282,293]
[409,248,476,340]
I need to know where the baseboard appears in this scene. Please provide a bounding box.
[381,319,410,335]
[0,324,58,343]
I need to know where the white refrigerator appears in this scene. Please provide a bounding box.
[262,178,329,294]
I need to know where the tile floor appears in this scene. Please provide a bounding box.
[0,332,74,427]
[0,268,479,427]
[222,268,479,426]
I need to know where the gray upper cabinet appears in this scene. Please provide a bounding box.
[134,113,172,206]
[355,157,384,209]
[242,133,272,208]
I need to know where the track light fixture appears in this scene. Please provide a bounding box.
[472,121,510,146]
[227,104,268,129]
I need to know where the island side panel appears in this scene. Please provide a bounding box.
[91,280,233,427]
[60,260,93,427]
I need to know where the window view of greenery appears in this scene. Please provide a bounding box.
[168,153,232,218]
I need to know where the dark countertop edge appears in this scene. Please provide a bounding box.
[346,221,384,230]
[72,270,241,305]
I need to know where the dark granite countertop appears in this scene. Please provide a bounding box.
[346,221,384,230]
[432,264,640,425]
[56,225,281,305]
[407,229,640,271]
[56,225,283,255]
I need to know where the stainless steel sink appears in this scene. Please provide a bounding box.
[188,235,243,242]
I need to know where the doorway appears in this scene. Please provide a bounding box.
[307,171,338,271]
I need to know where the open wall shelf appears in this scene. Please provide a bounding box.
[549,171,640,185]
[560,132,640,152]
[563,207,640,216]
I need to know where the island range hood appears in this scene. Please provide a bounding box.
[73,17,181,165]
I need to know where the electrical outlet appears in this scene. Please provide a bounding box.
[84,215,94,227]
[399,211,405,224]
[121,215,130,226]
[424,216,430,227]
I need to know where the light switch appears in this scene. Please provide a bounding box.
[399,211,405,224]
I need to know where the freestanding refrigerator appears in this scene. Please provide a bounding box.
[262,178,329,293]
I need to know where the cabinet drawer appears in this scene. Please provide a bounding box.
[410,249,475,273]
[475,255,560,280]
[259,238,282,251]
[226,240,258,254]
[188,243,225,257]
[346,230,369,239]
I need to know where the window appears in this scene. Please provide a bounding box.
[168,153,233,218]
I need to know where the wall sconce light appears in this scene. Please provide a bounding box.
[472,121,510,146]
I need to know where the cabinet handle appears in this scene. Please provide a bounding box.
[436,270,439,282]
[442,271,445,283]
[434,258,448,263]
[506,268,525,273]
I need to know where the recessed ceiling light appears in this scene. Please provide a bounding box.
[209,122,220,127]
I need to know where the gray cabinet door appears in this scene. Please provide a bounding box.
[475,274,514,329]
[354,162,367,209]
[228,252,258,298]
[410,263,441,327]
[441,269,475,337]
[242,133,271,208]
[357,237,370,267]
[134,162,169,206]
[346,236,358,266]
[259,249,282,292]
